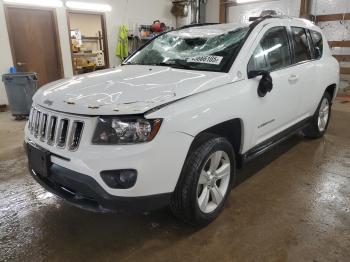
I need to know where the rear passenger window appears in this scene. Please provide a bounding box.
[248,27,291,72]
[291,27,311,63]
[310,30,323,59]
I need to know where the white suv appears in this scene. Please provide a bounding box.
[25,16,339,225]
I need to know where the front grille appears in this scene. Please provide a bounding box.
[28,107,84,151]
[57,119,69,148]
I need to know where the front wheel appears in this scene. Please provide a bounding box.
[170,136,235,226]
[303,92,332,138]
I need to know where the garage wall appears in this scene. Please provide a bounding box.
[226,0,301,23]
[204,0,301,24]
[105,0,175,67]
[69,13,103,37]
[0,0,175,105]
[205,0,220,23]
[310,0,350,90]
[0,2,12,105]
[311,0,350,42]
[0,1,74,105]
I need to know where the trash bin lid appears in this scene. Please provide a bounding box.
[2,72,38,82]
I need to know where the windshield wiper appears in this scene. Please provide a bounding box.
[122,62,139,66]
[152,61,194,70]
[123,61,195,70]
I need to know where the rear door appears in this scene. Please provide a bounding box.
[246,25,303,146]
[288,26,316,117]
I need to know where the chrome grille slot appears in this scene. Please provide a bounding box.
[56,119,69,148]
[28,107,84,151]
[30,108,36,133]
[28,108,34,132]
[34,111,41,137]
[47,116,57,145]
[68,121,84,151]
[39,114,48,141]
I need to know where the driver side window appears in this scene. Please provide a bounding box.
[248,26,292,73]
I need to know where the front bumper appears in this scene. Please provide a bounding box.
[28,158,171,213]
[24,105,194,212]
[24,106,194,197]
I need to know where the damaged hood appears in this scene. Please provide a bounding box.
[33,65,233,115]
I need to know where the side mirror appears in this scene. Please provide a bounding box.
[248,70,273,97]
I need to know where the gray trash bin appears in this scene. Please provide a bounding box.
[2,72,38,119]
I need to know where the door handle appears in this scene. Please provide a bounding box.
[288,74,298,83]
[17,62,26,66]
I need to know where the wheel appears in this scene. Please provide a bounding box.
[303,92,332,138]
[170,136,235,226]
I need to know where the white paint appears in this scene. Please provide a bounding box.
[0,0,176,105]
[25,18,339,197]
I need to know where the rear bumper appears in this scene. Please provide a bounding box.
[29,162,171,213]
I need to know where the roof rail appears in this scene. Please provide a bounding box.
[178,23,219,30]
[249,14,293,23]
[249,15,276,27]
[248,15,295,29]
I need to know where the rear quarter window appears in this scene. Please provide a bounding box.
[310,30,323,59]
[291,27,311,63]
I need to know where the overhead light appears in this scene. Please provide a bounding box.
[3,0,63,7]
[65,1,112,12]
[236,0,265,3]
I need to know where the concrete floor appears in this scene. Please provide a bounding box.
[0,101,349,262]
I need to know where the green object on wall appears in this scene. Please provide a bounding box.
[116,25,129,61]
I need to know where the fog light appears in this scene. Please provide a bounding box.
[100,169,137,189]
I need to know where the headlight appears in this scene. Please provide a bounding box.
[92,117,162,144]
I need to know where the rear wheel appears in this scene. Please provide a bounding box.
[170,136,235,226]
[303,92,332,138]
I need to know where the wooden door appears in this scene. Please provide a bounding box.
[5,7,63,87]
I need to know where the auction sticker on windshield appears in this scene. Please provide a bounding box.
[187,55,223,65]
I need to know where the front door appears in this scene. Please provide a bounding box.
[5,7,63,87]
[246,25,302,146]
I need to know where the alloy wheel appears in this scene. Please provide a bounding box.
[318,97,330,132]
[197,151,231,213]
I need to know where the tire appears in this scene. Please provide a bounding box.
[170,135,236,226]
[303,92,332,139]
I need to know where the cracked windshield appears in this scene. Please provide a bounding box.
[125,26,249,72]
